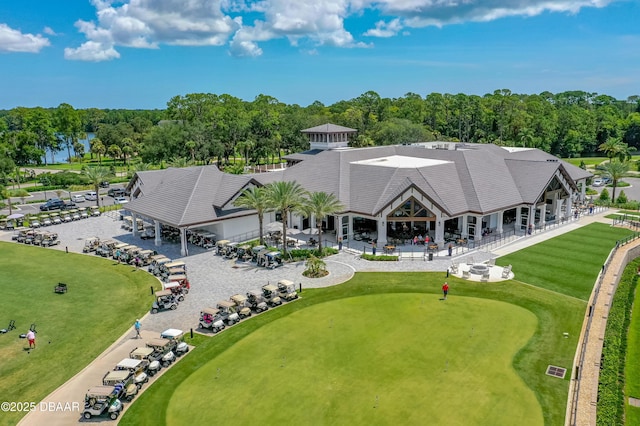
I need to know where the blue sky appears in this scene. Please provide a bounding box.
[0,0,638,109]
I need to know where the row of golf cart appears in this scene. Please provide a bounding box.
[83,329,188,421]
[215,241,284,269]
[32,207,100,228]
[199,280,298,333]
[11,228,60,247]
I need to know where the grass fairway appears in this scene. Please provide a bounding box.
[497,223,632,300]
[0,242,160,426]
[169,294,541,425]
[122,272,585,426]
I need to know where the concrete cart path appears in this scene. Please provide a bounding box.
[17,328,189,426]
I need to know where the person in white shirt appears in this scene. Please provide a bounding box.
[26,330,35,349]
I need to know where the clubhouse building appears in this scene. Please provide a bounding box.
[125,124,592,255]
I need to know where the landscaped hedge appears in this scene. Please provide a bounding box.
[290,247,338,261]
[361,254,398,261]
[597,259,639,425]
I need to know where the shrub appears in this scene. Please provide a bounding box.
[290,247,338,261]
[616,191,628,205]
[599,188,610,202]
[597,259,639,425]
[361,254,398,261]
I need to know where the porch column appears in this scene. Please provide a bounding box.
[461,216,468,239]
[131,212,138,237]
[497,211,504,234]
[154,220,162,246]
[539,204,546,226]
[336,215,343,240]
[473,216,480,241]
[435,217,444,246]
[515,207,522,231]
[180,227,188,257]
[580,181,586,203]
[377,218,387,246]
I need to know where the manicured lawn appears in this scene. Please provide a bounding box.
[564,157,608,167]
[625,283,640,425]
[121,271,586,426]
[496,223,632,300]
[170,294,541,425]
[0,242,160,426]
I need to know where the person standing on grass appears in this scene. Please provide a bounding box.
[442,282,449,300]
[26,329,36,349]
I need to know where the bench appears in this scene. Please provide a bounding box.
[55,283,68,294]
[450,263,459,274]
[462,271,470,279]
[481,272,490,282]
[501,265,512,279]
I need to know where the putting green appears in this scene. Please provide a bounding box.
[167,294,542,425]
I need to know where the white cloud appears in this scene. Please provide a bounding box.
[66,0,620,60]
[43,27,57,36]
[0,23,50,53]
[364,18,403,38]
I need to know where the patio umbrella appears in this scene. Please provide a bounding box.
[265,221,284,233]
[7,213,24,220]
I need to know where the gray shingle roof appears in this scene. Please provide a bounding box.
[301,123,357,133]
[126,143,591,228]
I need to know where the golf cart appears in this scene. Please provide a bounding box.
[50,212,61,225]
[160,328,189,356]
[82,237,101,253]
[148,256,171,275]
[151,289,178,314]
[223,241,240,258]
[41,214,52,226]
[83,386,123,420]
[162,282,186,302]
[61,212,72,223]
[277,279,299,301]
[90,206,101,217]
[146,338,177,367]
[79,207,89,219]
[199,308,226,333]
[70,209,81,221]
[230,294,252,318]
[262,284,283,306]
[41,232,60,247]
[246,290,270,313]
[216,300,240,325]
[137,249,156,265]
[216,240,230,255]
[140,226,155,240]
[30,218,41,228]
[102,369,136,403]
[160,260,186,279]
[251,245,266,262]
[255,249,283,268]
[111,242,129,259]
[95,239,117,257]
[236,245,253,261]
[114,358,149,390]
[129,347,161,377]
[166,274,190,294]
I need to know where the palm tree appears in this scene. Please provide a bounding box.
[601,160,629,203]
[301,191,344,252]
[168,157,189,168]
[265,181,306,257]
[83,166,112,208]
[598,138,632,163]
[1,186,12,215]
[234,186,272,245]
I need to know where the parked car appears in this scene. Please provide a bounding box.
[71,194,86,203]
[114,196,128,205]
[85,191,98,201]
[592,178,603,187]
[108,188,126,197]
[99,181,110,188]
[39,198,73,211]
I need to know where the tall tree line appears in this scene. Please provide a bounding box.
[1,90,639,172]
